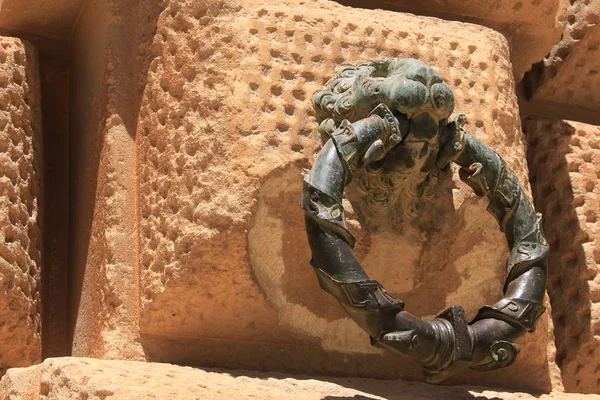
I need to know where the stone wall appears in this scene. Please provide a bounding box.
[0,37,43,375]
[524,118,600,394]
[0,0,82,39]
[0,0,600,397]
[526,0,600,111]
[521,0,600,125]
[0,357,596,400]
[131,0,559,392]
[333,0,564,82]
[68,0,143,360]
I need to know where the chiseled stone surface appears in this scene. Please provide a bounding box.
[0,37,43,375]
[137,0,558,391]
[334,0,564,82]
[524,118,600,394]
[526,0,600,113]
[68,0,144,360]
[1,357,597,400]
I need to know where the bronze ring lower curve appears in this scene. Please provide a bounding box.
[300,106,548,383]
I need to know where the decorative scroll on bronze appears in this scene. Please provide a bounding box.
[300,58,548,382]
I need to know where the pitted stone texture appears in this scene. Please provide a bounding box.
[334,0,564,82]
[526,0,600,113]
[137,0,558,391]
[1,357,596,400]
[524,118,600,394]
[0,38,42,375]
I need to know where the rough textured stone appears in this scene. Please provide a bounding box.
[524,0,600,116]
[1,357,596,400]
[0,0,74,363]
[137,0,559,391]
[333,0,564,82]
[4,0,600,396]
[0,37,43,375]
[524,118,600,394]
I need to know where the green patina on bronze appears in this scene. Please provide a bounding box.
[300,58,548,382]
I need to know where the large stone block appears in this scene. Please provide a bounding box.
[524,0,600,119]
[0,0,83,40]
[334,0,564,82]
[0,37,42,374]
[524,118,600,394]
[1,357,595,400]
[69,0,144,360]
[136,0,559,391]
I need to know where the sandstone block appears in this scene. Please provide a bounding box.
[524,118,600,394]
[335,0,564,82]
[1,357,597,400]
[0,0,83,40]
[525,0,600,116]
[0,37,43,374]
[137,0,558,391]
[69,0,143,360]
